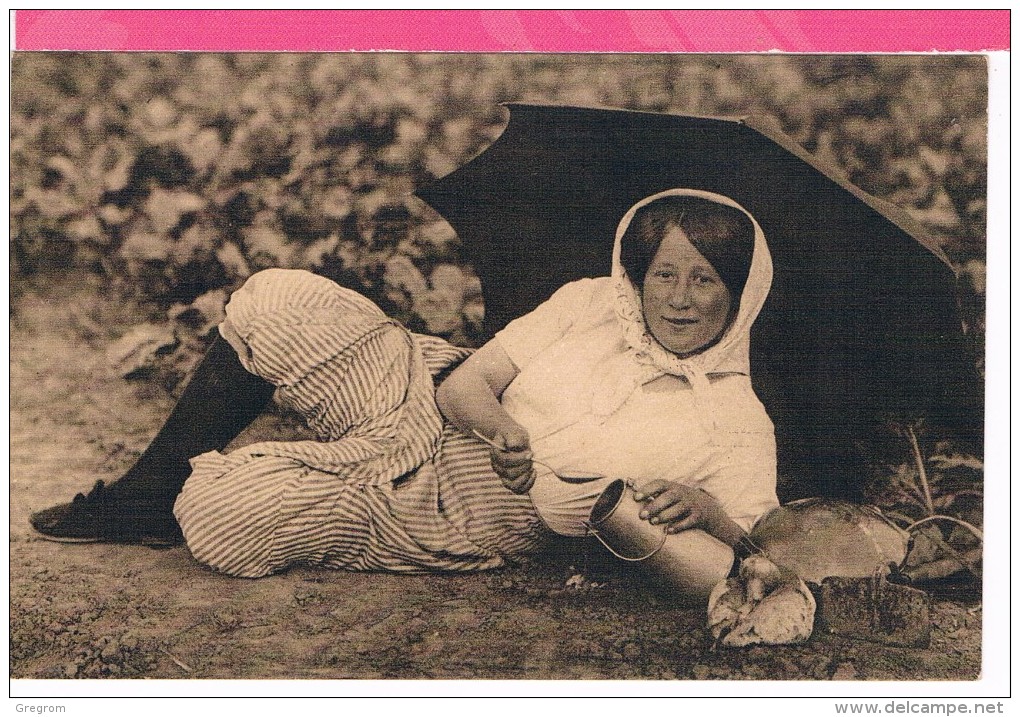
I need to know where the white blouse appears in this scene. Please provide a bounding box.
[496,277,778,536]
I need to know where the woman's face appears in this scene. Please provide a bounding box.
[641,225,733,357]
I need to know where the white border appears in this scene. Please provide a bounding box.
[5,11,1011,706]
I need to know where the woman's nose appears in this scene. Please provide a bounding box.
[668,282,692,309]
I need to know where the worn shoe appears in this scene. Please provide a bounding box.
[30,480,184,547]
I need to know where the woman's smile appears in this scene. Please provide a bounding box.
[661,316,698,326]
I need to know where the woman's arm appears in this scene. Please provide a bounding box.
[435,340,536,494]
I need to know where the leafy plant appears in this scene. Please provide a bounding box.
[867,422,983,582]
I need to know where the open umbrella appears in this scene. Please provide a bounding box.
[415,103,982,500]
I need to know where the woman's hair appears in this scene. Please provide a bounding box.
[619,195,756,303]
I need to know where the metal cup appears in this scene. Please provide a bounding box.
[587,479,734,604]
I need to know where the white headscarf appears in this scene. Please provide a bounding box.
[592,189,773,417]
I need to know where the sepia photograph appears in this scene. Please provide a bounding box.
[8,16,1000,698]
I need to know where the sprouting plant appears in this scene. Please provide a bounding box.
[871,421,984,581]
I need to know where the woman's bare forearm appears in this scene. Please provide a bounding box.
[436,365,520,439]
[436,346,537,492]
[705,511,747,548]
[435,340,524,441]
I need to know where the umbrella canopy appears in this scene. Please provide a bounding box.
[415,103,982,499]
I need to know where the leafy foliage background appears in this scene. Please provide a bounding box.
[11,53,987,350]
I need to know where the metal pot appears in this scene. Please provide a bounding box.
[587,479,733,604]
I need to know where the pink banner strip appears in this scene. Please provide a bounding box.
[13,10,1009,53]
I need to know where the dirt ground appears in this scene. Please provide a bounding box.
[9,275,983,684]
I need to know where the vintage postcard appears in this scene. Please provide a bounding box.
[7,9,1009,708]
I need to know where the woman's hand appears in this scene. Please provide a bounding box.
[488,423,536,495]
[633,480,741,544]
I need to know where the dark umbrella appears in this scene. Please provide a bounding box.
[415,103,982,500]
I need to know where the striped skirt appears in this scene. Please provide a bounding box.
[173,269,549,577]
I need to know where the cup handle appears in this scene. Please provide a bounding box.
[584,520,668,563]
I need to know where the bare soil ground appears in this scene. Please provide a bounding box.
[9,276,982,683]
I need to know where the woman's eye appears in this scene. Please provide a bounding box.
[654,270,676,281]
[692,273,716,286]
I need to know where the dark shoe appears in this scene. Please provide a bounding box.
[30,480,184,547]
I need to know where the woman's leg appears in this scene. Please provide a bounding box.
[30,329,276,544]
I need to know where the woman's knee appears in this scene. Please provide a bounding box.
[227,268,322,318]
[231,268,383,317]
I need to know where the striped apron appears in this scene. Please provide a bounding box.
[173,269,549,577]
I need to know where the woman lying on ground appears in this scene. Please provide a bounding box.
[31,188,778,599]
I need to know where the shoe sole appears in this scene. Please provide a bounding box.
[30,527,181,547]
[31,529,103,544]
